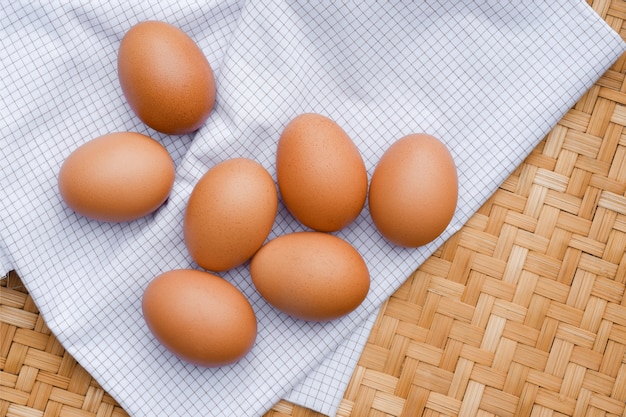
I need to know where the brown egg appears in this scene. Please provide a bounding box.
[250,231,370,321]
[57,132,175,222]
[368,133,458,247]
[117,20,216,135]
[142,269,257,367]
[184,158,278,272]
[276,113,367,232]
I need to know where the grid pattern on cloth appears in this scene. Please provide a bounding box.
[1,1,625,417]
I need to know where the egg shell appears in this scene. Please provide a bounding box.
[250,231,370,321]
[184,158,278,272]
[117,20,216,135]
[57,132,175,222]
[142,269,257,367]
[276,113,368,232]
[368,133,458,247]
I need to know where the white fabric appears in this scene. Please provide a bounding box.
[1,1,624,416]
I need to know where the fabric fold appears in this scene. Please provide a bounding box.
[1,1,624,416]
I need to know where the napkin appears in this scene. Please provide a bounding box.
[1,1,624,416]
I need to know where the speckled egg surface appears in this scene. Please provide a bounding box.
[142,269,257,367]
[276,113,368,232]
[368,133,458,247]
[250,231,370,321]
[117,20,216,135]
[57,131,175,222]
[183,158,278,272]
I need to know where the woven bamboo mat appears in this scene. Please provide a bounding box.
[3,2,626,416]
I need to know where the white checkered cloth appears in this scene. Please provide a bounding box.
[1,1,624,416]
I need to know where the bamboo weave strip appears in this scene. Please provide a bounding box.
[2,1,626,416]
